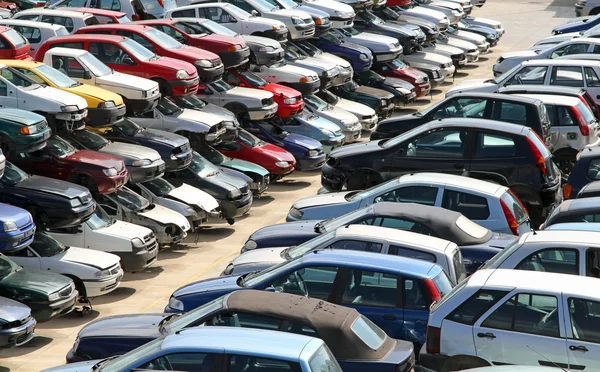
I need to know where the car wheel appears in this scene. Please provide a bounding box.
[72,174,97,194]
[64,275,87,298]
[441,355,490,372]
[346,170,383,190]
[154,78,172,97]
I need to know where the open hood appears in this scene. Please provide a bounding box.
[137,204,190,231]
[292,191,353,209]
[169,183,220,212]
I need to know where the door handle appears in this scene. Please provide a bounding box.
[569,345,589,352]
[477,332,496,339]
[454,163,465,169]
[383,314,397,320]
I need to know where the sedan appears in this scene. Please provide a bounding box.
[303,94,362,143]
[0,296,36,348]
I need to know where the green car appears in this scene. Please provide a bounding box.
[0,255,77,322]
[196,145,270,196]
[0,109,52,153]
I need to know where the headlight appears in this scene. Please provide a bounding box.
[308,149,319,156]
[227,44,242,52]
[20,124,39,135]
[289,207,303,219]
[486,34,494,38]
[291,16,304,25]
[396,87,410,94]
[94,269,111,278]
[321,128,334,136]
[315,18,328,25]
[415,77,426,83]
[184,206,195,215]
[272,24,281,31]
[3,221,17,232]
[228,189,242,199]
[389,43,396,49]
[195,59,212,68]
[168,296,184,311]
[359,53,369,61]
[131,238,145,252]
[275,161,289,167]
[103,168,118,176]
[132,159,152,166]
[259,46,275,52]
[176,70,189,79]
[70,198,82,207]
[335,10,354,17]
[48,292,60,302]
[98,101,116,108]
[283,97,297,104]
[61,105,78,112]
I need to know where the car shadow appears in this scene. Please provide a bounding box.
[38,311,100,330]
[478,56,489,63]
[461,64,479,70]
[91,287,136,305]
[122,266,164,282]
[189,226,235,243]
[269,181,312,191]
[0,336,53,358]
[455,71,470,78]
[252,195,275,207]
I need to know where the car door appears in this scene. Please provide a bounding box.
[134,351,224,371]
[564,296,600,371]
[549,65,585,89]
[6,247,41,270]
[472,291,569,367]
[268,265,341,302]
[89,41,138,77]
[0,73,20,109]
[467,129,525,186]
[429,97,490,121]
[502,65,549,87]
[583,66,600,103]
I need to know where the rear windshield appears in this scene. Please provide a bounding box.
[431,277,467,312]
[576,101,596,124]
[455,216,489,239]
[433,271,453,298]
[84,16,100,26]
[2,28,27,49]
[582,92,598,116]
[501,190,529,224]
[350,315,386,350]
[56,28,69,36]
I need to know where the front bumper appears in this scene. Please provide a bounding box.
[359,114,378,130]
[96,169,128,194]
[441,65,456,78]
[330,17,354,29]
[219,47,251,68]
[414,81,432,97]
[82,271,123,298]
[295,153,326,170]
[333,67,353,85]
[197,64,225,83]
[250,177,269,196]
[29,290,79,322]
[55,109,88,123]
[87,104,127,127]
[0,316,36,348]
[278,101,304,117]
[42,201,96,229]
[15,128,51,153]
[375,50,403,62]
[271,163,295,180]
[114,245,158,272]
[247,103,279,121]
[477,42,490,53]
[342,127,362,143]
[165,150,193,172]
[263,29,288,43]
[219,192,253,220]
[377,102,395,119]
[291,23,316,40]
[0,223,35,253]
[285,80,321,95]
[320,74,338,89]
[125,96,160,116]
[168,76,200,97]
[321,162,347,191]
[321,138,344,154]
[127,160,166,184]
[466,50,480,62]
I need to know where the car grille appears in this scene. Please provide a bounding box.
[362,114,375,120]
[35,120,48,132]
[304,28,315,37]
[468,49,477,53]
[143,232,154,244]
[209,122,225,134]
[1,315,31,330]
[239,185,249,195]
[262,97,274,106]
[58,283,74,298]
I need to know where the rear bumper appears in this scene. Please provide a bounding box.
[14,129,51,153]
[87,104,126,126]
[419,346,449,372]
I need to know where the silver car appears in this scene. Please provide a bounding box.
[0,296,36,348]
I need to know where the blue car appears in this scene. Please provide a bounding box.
[164,249,454,348]
[311,33,374,72]
[0,204,35,253]
[552,14,600,34]
[562,146,600,199]
[240,120,326,170]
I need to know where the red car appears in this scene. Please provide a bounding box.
[35,34,199,97]
[9,135,128,194]
[0,26,32,60]
[373,59,431,98]
[223,69,304,118]
[65,8,132,24]
[132,19,250,69]
[216,129,296,181]
[76,24,224,82]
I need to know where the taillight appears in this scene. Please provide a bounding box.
[424,278,441,302]
[571,105,589,136]
[500,198,519,236]
[563,183,572,199]
[526,136,547,175]
[157,0,164,7]
[426,326,441,354]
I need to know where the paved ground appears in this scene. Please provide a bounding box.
[0,1,575,370]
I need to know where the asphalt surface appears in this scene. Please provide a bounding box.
[0,1,575,370]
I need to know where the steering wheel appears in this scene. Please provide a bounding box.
[295,271,309,297]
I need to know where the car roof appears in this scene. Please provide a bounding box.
[15,8,94,18]
[545,222,600,232]
[169,2,232,11]
[79,23,154,32]
[67,7,127,17]
[521,229,600,245]
[498,84,586,95]
[43,34,127,43]
[579,180,600,194]
[398,172,506,196]
[0,19,67,31]
[420,117,530,137]
[560,196,600,212]
[449,92,543,104]
[163,327,318,360]
[0,60,44,69]
[522,58,600,67]
[134,19,178,25]
[515,93,580,106]
[45,46,89,57]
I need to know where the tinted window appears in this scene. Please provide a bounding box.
[472,132,518,159]
[586,249,600,278]
[140,353,215,371]
[172,9,196,17]
[374,186,438,206]
[406,129,467,159]
[116,30,152,50]
[491,101,528,125]
[569,297,600,343]
[550,43,589,58]
[585,67,600,87]
[367,217,435,235]
[389,245,436,262]
[99,0,121,10]
[41,16,73,32]
[550,66,584,87]
[442,190,490,220]
[328,240,382,253]
[12,26,41,44]
[587,159,600,180]
[229,355,301,372]
[516,248,579,275]
[403,277,429,310]
[432,97,487,119]
[272,266,338,301]
[50,42,84,49]
[341,269,398,308]
[448,289,509,325]
[508,66,547,85]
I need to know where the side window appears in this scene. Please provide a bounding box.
[139,353,215,372]
[95,194,118,215]
[569,297,600,343]
[51,56,85,78]
[490,101,528,125]
[99,0,121,10]
[585,67,600,87]
[550,66,585,87]
[507,66,547,85]
[62,0,87,6]
[516,248,579,275]
[172,9,196,17]
[15,14,39,21]
[551,43,589,58]
[389,245,436,262]
[432,97,487,119]
[49,42,84,49]
[448,289,509,325]
[583,214,600,222]
[370,217,435,235]
[481,293,559,337]
[41,16,74,33]
[90,42,130,65]
[272,266,338,301]
[0,35,8,50]
[13,26,41,44]
[557,105,578,127]
[116,31,152,50]
[327,239,382,253]
[472,132,519,159]
[207,312,282,330]
[594,44,600,54]
[375,186,438,205]
[442,190,490,220]
[587,158,600,180]
[403,277,429,310]
[0,80,7,96]
[545,104,557,127]
[223,70,242,85]
[586,249,600,278]
[341,269,399,308]
[230,0,256,13]
[228,355,300,372]
[13,68,44,84]
[405,129,468,159]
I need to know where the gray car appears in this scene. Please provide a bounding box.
[0,296,37,348]
[329,28,403,62]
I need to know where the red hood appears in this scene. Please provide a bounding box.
[384,66,426,81]
[264,83,302,99]
[189,34,246,51]
[148,56,198,76]
[252,142,296,163]
[66,149,125,170]
[163,45,219,62]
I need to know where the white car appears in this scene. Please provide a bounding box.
[446,25,490,52]
[303,94,361,143]
[317,89,378,130]
[421,42,467,67]
[393,5,450,31]
[0,20,68,57]
[7,232,123,298]
[12,9,98,34]
[48,206,158,273]
[434,32,480,62]
[42,48,160,116]
[402,51,456,78]
[420,269,600,372]
[284,43,340,89]
[222,224,466,284]
[293,0,355,29]
[415,0,464,24]
[165,3,288,44]
[250,62,321,95]
[464,16,505,36]
[291,40,354,85]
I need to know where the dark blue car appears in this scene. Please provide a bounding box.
[164,249,454,349]
[552,14,600,34]
[240,120,326,171]
[311,33,374,72]
[0,204,35,253]
[563,146,600,199]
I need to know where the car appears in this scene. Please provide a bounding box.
[574,179,600,198]
[303,94,361,143]
[413,0,464,25]
[374,7,440,41]
[291,40,354,85]
[433,31,480,62]
[51,0,177,20]
[553,13,600,35]
[88,117,192,172]
[402,51,456,79]
[76,24,224,83]
[330,81,395,120]
[132,19,251,68]
[3,59,126,126]
[36,34,200,97]
[239,119,326,170]
[172,94,240,139]
[196,144,270,196]
[223,69,304,118]
[6,232,123,298]
[420,40,467,68]
[541,196,600,229]
[64,8,131,25]
[0,203,35,253]
[388,4,450,31]
[261,0,332,34]
[0,161,96,229]
[60,128,165,184]
[0,20,68,58]
[48,206,158,272]
[0,255,77,322]
[0,296,36,348]
[310,32,374,73]
[66,291,415,372]
[455,19,499,44]
[372,58,432,98]
[163,151,252,224]
[0,109,50,154]
[165,3,288,43]
[243,202,518,274]
[446,25,489,52]
[355,69,417,107]
[216,128,296,181]
[164,249,453,349]
[0,26,32,62]
[352,11,419,54]
[12,9,99,34]
[10,135,128,194]
[40,48,160,116]
[420,269,600,372]
[248,62,321,95]
[282,43,340,90]
[317,89,378,130]
[464,16,504,35]
[322,118,559,225]
[369,93,552,147]
[328,27,403,63]
[576,0,600,17]
[48,327,343,372]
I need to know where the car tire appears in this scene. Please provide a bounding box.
[346,169,383,190]
[153,78,172,97]
[71,174,97,194]
[64,274,86,298]
[441,355,490,372]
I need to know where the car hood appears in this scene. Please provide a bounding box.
[284,133,320,150]
[334,97,375,116]
[465,16,501,27]
[302,0,354,14]
[486,232,519,249]
[57,247,120,270]
[201,102,237,122]
[67,149,124,170]
[293,191,353,209]
[97,219,153,239]
[69,84,123,104]
[315,53,352,69]
[238,34,282,49]
[291,56,337,70]
[175,108,223,127]
[350,31,399,48]
[404,51,451,64]
[101,142,161,162]
[330,139,383,158]
[209,171,248,191]
[98,72,159,91]
[425,43,463,54]
[173,45,220,61]
[31,85,88,110]
[257,143,296,162]
[355,85,394,99]
[42,360,97,372]
[223,158,269,176]
[302,114,343,132]
[173,274,241,297]
[451,30,486,43]
[169,183,220,212]
[136,128,189,148]
[251,220,319,241]
[1,267,72,296]
[150,56,197,76]
[272,63,320,79]
[227,86,274,100]
[0,296,31,322]
[138,204,189,229]
[318,105,359,124]
[230,247,285,266]
[78,313,165,339]
[447,78,494,93]
[444,37,477,50]
[553,20,587,33]
[404,6,447,19]
[15,175,89,199]
[384,77,414,90]
[499,50,538,60]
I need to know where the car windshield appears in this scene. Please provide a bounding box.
[175,94,207,109]
[322,32,342,45]
[358,11,384,25]
[226,4,255,19]
[1,162,27,185]
[34,64,79,89]
[285,230,336,259]
[360,70,385,83]
[243,255,300,287]
[238,128,265,147]
[87,205,112,230]
[120,38,157,62]
[274,0,298,8]
[114,118,143,136]
[390,59,408,69]
[240,71,267,87]
[308,344,342,372]
[347,177,401,201]
[198,145,230,165]
[304,94,328,111]
[69,129,109,151]
[210,79,233,92]
[252,0,282,11]
[157,96,183,115]
[351,315,386,350]
[318,206,370,233]
[488,63,522,84]
[99,336,164,372]
[480,239,519,270]
[144,28,184,50]
[142,177,175,197]
[379,7,399,20]
[113,187,150,212]
[295,41,321,56]
[118,15,131,23]
[189,152,220,178]
[0,66,40,90]
[380,124,426,149]
[184,19,237,37]
[3,28,28,49]
[30,232,67,257]
[161,296,225,333]
[0,256,17,278]
[80,52,113,77]
[47,135,77,157]
[319,90,338,104]
[286,44,307,59]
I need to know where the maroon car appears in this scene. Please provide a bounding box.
[9,135,128,194]
[373,59,431,98]
[133,19,250,68]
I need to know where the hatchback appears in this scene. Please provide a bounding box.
[541,196,600,228]
[13,9,99,34]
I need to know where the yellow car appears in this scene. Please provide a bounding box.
[1,60,126,126]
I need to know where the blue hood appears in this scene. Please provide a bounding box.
[173,275,241,298]
[553,16,600,33]
[0,203,31,227]
[285,133,321,151]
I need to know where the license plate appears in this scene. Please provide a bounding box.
[24,229,34,238]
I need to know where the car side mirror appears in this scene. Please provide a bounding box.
[122,56,135,66]
[251,9,259,16]
[83,70,92,80]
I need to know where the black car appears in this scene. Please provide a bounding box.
[455,21,500,46]
[352,11,419,54]
[541,196,600,228]
[93,118,193,172]
[327,81,395,119]
[0,161,96,228]
[163,151,252,225]
[355,70,417,106]
[322,118,561,225]
[370,93,552,143]
[375,7,439,42]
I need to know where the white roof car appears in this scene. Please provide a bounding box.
[420,269,600,372]
[222,224,466,284]
[12,9,99,34]
[403,51,456,79]
[297,0,355,29]
[0,20,69,56]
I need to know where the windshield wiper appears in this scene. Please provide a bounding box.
[158,313,180,330]
[92,356,119,372]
